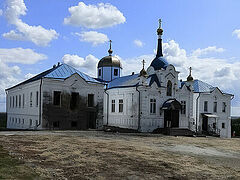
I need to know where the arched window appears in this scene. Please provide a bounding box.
[167,81,172,96]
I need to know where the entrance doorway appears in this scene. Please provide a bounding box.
[202,116,208,131]
[87,112,96,129]
[164,110,179,128]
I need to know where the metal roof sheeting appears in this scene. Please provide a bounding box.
[6,63,102,90]
[182,80,214,93]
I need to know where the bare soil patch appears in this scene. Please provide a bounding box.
[0,131,240,179]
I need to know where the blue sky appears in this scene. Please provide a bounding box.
[0,0,240,115]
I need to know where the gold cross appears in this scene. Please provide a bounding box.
[159,19,162,28]
[142,59,146,69]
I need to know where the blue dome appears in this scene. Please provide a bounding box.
[150,56,168,70]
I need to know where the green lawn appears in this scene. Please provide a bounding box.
[0,146,39,179]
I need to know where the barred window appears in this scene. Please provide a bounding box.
[119,99,123,113]
[181,101,186,114]
[150,99,156,114]
[111,100,115,113]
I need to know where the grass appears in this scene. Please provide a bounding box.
[0,145,39,179]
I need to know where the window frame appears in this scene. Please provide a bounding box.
[119,99,123,113]
[166,80,172,96]
[204,101,208,112]
[114,69,118,76]
[150,99,156,114]
[222,102,226,113]
[181,101,186,115]
[53,91,61,106]
[213,102,217,113]
[111,99,115,113]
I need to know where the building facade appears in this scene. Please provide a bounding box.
[5,20,233,137]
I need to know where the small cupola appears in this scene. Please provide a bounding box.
[97,40,122,82]
[187,67,194,81]
[139,59,148,77]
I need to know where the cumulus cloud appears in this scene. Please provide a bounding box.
[64,2,126,29]
[0,47,47,64]
[3,0,58,46]
[192,46,225,57]
[0,60,23,112]
[233,29,240,39]
[75,31,109,46]
[133,39,144,47]
[62,54,99,76]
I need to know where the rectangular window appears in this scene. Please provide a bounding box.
[19,95,21,108]
[16,95,18,108]
[88,94,94,107]
[29,119,32,126]
[70,92,79,110]
[222,102,226,113]
[204,101,208,112]
[119,99,123,113]
[150,99,156,114]
[23,94,25,108]
[30,92,33,107]
[181,101,186,114]
[10,96,12,108]
[35,120,38,126]
[18,118,20,124]
[22,119,24,124]
[111,100,115,112]
[114,69,118,76]
[98,69,101,76]
[53,121,59,128]
[222,123,225,129]
[36,91,39,107]
[213,102,217,113]
[13,96,14,108]
[15,118,17,123]
[53,91,61,106]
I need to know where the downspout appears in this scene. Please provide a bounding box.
[195,93,201,135]
[37,78,43,128]
[136,85,141,131]
[104,89,109,126]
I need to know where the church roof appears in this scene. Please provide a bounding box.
[107,74,161,89]
[97,55,122,68]
[6,63,102,90]
[150,56,168,70]
[181,80,215,93]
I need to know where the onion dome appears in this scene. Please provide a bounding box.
[187,67,194,81]
[139,59,148,77]
[150,19,169,70]
[97,40,122,68]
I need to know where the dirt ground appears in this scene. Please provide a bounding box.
[0,131,240,180]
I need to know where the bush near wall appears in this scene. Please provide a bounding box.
[232,118,240,137]
[0,113,7,129]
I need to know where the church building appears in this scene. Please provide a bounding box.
[5,20,233,138]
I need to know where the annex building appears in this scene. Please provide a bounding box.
[5,20,233,138]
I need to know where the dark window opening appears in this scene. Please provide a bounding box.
[119,99,123,113]
[98,69,101,76]
[167,81,172,96]
[150,99,156,114]
[53,121,59,128]
[53,91,61,106]
[222,123,225,129]
[114,69,118,76]
[222,102,226,113]
[111,100,115,112]
[213,102,217,112]
[181,101,186,114]
[70,92,79,110]
[204,101,208,112]
[88,94,94,107]
[71,121,77,127]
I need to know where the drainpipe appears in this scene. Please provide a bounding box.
[104,89,109,126]
[195,93,201,135]
[136,85,141,131]
[37,78,43,128]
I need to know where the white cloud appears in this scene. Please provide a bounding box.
[64,2,126,29]
[24,73,35,79]
[133,39,144,47]
[233,29,240,39]
[3,0,58,46]
[0,9,3,16]
[75,31,109,46]
[62,54,99,77]
[0,47,47,64]
[192,46,225,57]
[0,60,23,112]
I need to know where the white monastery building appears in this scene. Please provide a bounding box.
[5,20,233,138]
